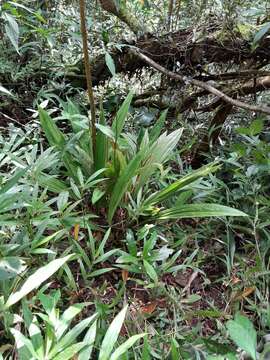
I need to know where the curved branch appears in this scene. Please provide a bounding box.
[98,0,150,35]
[130,48,270,115]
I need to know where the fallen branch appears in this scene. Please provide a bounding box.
[130,48,270,115]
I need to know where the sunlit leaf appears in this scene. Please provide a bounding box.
[5,255,73,308]
[99,305,128,360]
[227,313,257,360]
[105,52,116,76]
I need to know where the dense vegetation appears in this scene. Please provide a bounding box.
[1,0,270,359]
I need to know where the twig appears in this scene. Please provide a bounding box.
[182,270,199,295]
[130,48,270,115]
[197,70,270,82]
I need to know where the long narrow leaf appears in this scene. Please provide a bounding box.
[110,334,146,360]
[94,101,108,171]
[11,329,38,360]
[78,320,97,360]
[52,343,86,360]
[5,255,73,308]
[39,108,65,149]
[99,305,128,360]
[154,204,248,220]
[108,150,144,223]
[149,109,168,143]
[0,168,28,195]
[49,314,97,357]
[112,91,133,139]
[143,162,220,207]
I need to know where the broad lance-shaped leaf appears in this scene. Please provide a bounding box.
[149,109,168,143]
[39,108,81,181]
[10,328,39,359]
[78,320,97,360]
[108,150,144,223]
[227,313,257,360]
[0,85,12,96]
[105,52,116,76]
[135,129,182,192]
[0,257,27,280]
[0,167,28,195]
[110,333,146,360]
[3,13,20,54]
[39,107,66,148]
[253,22,270,45]
[98,305,128,360]
[5,255,73,308]
[52,343,87,360]
[112,90,134,139]
[143,162,220,208]
[49,314,97,357]
[94,102,108,171]
[154,204,247,220]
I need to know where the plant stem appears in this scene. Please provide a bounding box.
[79,0,96,157]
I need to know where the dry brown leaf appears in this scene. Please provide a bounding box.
[234,286,256,301]
[122,269,129,282]
[140,301,157,314]
[74,223,80,241]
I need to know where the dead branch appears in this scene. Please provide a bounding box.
[130,48,270,115]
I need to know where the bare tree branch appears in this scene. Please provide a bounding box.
[130,48,270,115]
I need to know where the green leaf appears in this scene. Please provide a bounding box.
[143,260,158,283]
[0,168,27,195]
[99,305,128,360]
[5,255,73,308]
[52,342,86,360]
[0,256,27,280]
[94,102,107,171]
[3,13,19,53]
[149,109,168,143]
[253,22,270,44]
[57,191,69,212]
[112,91,134,139]
[105,52,116,76]
[39,108,66,148]
[154,204,248,220]
[49,314,97,357]
[249,118,264,136]
[56,303,86,339]
[28,320,44,359]
[0,84,12,96]
[136,129,182,192]
[110,333,146,360]
[37,174,68,193]
[89,268,114,277]
[92,188,105,204]
[227,313,257,360]
[108,150,144,223]
[95,123,115,140]
[11,328,39,359]
[143,162,220,207]
[78,320,97,360]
